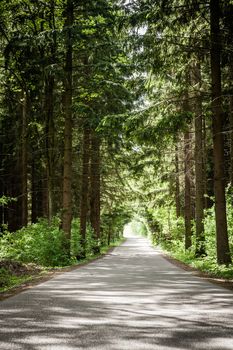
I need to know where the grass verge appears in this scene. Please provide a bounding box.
[0,237,126,299]
[158,245,233,290]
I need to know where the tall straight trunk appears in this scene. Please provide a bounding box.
[45,76,55,223]
[202,117,208,209]
[8,160,22,231]
[90,130,101,253]
[44,0,56,223]
[21,91,28,227]
[184,130,192,249]
[79,127,91,258]
[61,0,73,248]
[31,159,44,223]
[31,159,37,223]
[210,0,231,264]
[229,60,233,186]
[175,142,181,218]
[192,61,205,256]
[0,140,4,228]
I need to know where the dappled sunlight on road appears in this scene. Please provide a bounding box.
[1,236,233,349]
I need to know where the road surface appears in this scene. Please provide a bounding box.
[1,235,233,350]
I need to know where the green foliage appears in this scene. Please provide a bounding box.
[144,205,185,248]
[0,196,16,206]
[0,218,70,267]
[71,219,97,259]
[146,198,233,279]
[0,268,10,288]
[101,207,131,245]
[0,266,37,291]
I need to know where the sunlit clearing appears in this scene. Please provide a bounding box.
[123,219,148,238]
[123,222,135,238]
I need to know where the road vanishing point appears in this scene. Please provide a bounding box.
[1,234,233,350]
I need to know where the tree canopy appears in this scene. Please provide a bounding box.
[1,0,233,286]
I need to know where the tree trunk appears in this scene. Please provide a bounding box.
[44,0,56,223]
[210,0,231,264]
[31,159,37,224]
[61,0,73,251]
[202,117,208,209]
[184,130,192,250]
[7,161,22,232]
[45,76,55,223]
[90,130,101,253]
[79,127,91,258]
[229,60,233,186]
[191,61,205,256]
[31,159,44,223]
[0,138,4,229]
[175,142,181,218]
[21,90,28,227]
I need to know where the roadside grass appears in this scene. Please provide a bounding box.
[0,237,125,294]
[161,244,233,280]
[0,269,48,293]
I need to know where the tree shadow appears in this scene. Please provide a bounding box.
[1,237,233,349]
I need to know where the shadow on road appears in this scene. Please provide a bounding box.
[1,237,233,349]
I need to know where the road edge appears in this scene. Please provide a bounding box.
[0,239,126,302]
[161,250,233,291]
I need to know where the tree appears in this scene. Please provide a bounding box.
[191,60,205,256]
[61,0,74,249]
[210,0,231,264]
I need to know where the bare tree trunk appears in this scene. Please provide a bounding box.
[191,61,205,256]
[45,76,55,224]
[210,0,231,264]
[202,117,209,209]
[229,60,233,186]
[175,142,181,218]
[90,130,101,253]
[31,159,44,223]
[79,127,91,258]
[21,90,28,227]
[184,130,192,249]
[61,0,73,251]
[44,0,56,223]
[31,159,37,223]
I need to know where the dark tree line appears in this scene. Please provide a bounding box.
[0,0,132,257]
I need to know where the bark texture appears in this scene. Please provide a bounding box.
[45,76,55,223]
[175,142,181,218]
[21,91,28,227]
[184,130,192,250]
[79,127,91,258]
[192,62,205,256]
[210,0,231,264]
[61,0,73,247]
[90,131,101,253]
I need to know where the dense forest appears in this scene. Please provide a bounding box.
[1,0,233,287]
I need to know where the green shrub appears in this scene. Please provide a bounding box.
[0,218,70,267]
[0,268,10,287]
[147,198,233,277]
[71,219,97,258]
[101,208,131,245]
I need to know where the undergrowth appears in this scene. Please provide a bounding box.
[0,216,126,292]
[143,203,233,280]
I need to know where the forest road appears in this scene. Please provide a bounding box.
[1,235,233,350]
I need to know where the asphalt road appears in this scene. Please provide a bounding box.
[1,235,233,350]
